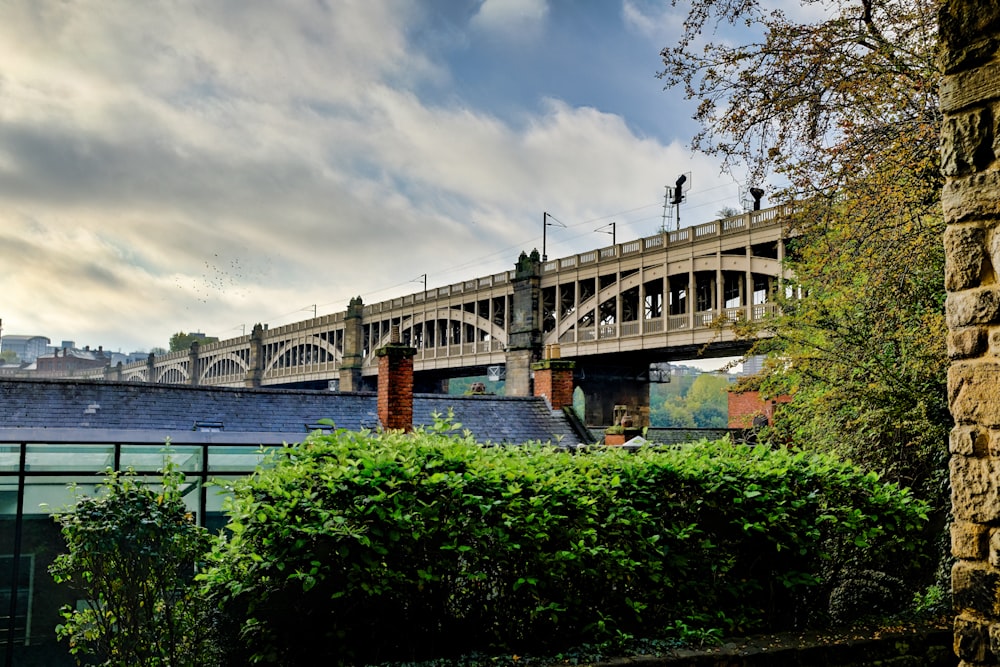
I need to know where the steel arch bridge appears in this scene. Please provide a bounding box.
[89,205,791,390]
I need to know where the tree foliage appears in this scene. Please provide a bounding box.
[660,0,947,497]
[169,331,219,352]
[49,461,219,666]
[650,373,731,428]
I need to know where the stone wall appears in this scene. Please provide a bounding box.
[941,1,1000,664]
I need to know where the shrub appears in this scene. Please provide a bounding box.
[49,461,219,667]
[201,425,930,665]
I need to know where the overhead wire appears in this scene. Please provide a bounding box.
[256,185,747,327]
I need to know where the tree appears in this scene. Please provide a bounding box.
[49,461,220,666]
[169,331,219,352]
[660,0,947,496]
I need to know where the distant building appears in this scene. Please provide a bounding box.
[741,355,766,376]
[727,390,792,429]
[0,335,51,363]
[35,346,110,373]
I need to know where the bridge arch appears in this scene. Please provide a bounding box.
[367,308,507,363]
[263,336,341,374]
[156,365,189,384]
[200,352,251,382]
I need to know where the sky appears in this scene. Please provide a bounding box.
[0,0,764,356]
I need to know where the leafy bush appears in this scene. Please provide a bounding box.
[201,424,930,666]
[50,461,220,666]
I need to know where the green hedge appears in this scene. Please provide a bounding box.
[202,422,929,665]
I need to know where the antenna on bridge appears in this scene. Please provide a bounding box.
[660,186,670,234]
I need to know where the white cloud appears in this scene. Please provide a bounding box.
[470,0,549,42]
[0,0,729,352]
[622,0,684,43]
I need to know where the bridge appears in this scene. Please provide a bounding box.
[87,205,792,425]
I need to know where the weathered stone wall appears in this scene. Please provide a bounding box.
[941,1,1000,663]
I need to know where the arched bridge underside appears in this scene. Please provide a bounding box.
[96,206,791,390]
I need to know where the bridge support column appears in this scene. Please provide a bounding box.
[576,365,650,428]
[188,341,200,387]
[339,296,365,392]
[506,250,543,396]
[244,324,264,388]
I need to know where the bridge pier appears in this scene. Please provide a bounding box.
[506,249,543,396]
[339,296,367,392]
[576,363,651,429]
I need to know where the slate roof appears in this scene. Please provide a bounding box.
[0,378,588,446]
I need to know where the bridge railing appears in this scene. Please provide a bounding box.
[541,205,790,275]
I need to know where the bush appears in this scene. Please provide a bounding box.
[201,424,930,666]
[49,460,220,666]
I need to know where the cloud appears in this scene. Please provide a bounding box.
[0,0,730,352]
[470,0,549,42]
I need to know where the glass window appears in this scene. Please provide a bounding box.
[25,445,114,473]
[120,445,201,473]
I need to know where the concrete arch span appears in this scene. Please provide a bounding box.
[263,336,342,375]
[544,256,784,346]
[200,351,251,382]
[156,365,189,384]
[368,308,507,363]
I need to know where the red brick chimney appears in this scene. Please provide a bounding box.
[531,356,576,410]
[376,326,416,432]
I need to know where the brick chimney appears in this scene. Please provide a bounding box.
[531,356,576,410]
[376,325,417,432]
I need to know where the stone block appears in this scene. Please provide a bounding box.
[942,108,994,176]
[953,561,1000,616]
[944,172,1000,223]
[938,0,1000,75]
[946,225,988,291]
[956,613,991,662]
[949,361,1000,426]
[990,529,1000,567]
[951,327,988,358]
[953,425,986,456]
[952,455,1000,523]
[947,288,1000,329]
[955,521,991,559]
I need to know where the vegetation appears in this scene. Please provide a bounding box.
[49,460,219,666]
[199,423,929,665]
[650,372,731,428]
[169,331,219,352]
[660,0,948,501]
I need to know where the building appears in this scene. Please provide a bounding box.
[34,346,110,374]
[727,389,792,429]
[0,335,50,363]
[0,348,590,664]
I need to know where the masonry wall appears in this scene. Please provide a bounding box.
[940,2,1000,664]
